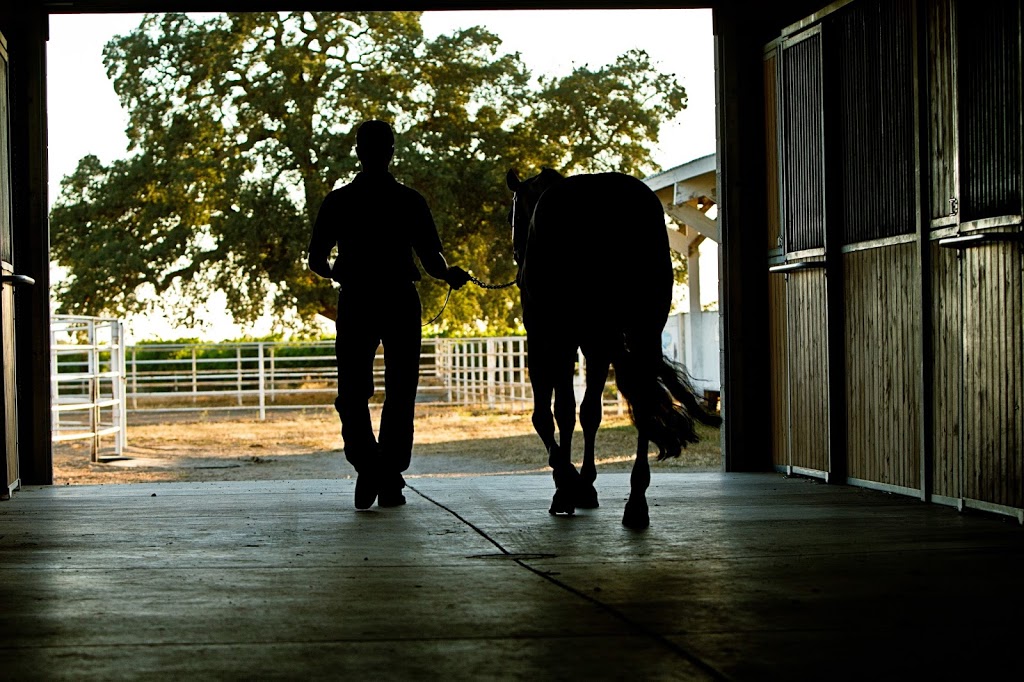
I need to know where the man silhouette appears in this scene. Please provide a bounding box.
[308,120,469,509]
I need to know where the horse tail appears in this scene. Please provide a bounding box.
[612,337,722,460]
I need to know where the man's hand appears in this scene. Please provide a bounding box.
[445,266,471,290]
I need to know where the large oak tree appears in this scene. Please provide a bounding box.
[50,11,687,334]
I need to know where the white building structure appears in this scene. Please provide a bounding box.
[644,154,721,399]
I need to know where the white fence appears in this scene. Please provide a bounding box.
[50,317,721,434]
[51,315,128,460]
[120,336,625,418]
[47,319,612,457]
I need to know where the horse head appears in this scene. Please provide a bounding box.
[506,168,564,275]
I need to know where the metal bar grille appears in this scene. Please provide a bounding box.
[829,0,916,243]
[957,0,1022,220]
[782,31,826,251]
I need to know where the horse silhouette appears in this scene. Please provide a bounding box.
[506,168,721,529]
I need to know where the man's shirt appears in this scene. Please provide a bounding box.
[308,171,443,289]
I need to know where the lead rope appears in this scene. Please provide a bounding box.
[467,275,517,290]
[421,275,517,327]
[422,286,453,327]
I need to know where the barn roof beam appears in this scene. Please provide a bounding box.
[666,201,719,243]
[644,154,719,248]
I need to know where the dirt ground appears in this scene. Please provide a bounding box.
[53,406,722,486]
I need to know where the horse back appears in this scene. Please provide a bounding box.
[529,173,669,275]
[523,172,672,333]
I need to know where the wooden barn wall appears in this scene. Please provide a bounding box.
[962,242,1024,508]
[844,243,920,489]
[925,0,957,223]
[956,0,1022,221]
[764,50,782,251]
[762,0,1024,516]
[827,0,916,243]
[787,268,829,472]
[930,242,962,499]
[782,32,825,252]
[769,273,789,467]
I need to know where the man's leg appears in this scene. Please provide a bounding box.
[377,286,421,505]
[335,294,382,508]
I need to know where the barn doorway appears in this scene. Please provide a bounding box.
[42,9,722,487]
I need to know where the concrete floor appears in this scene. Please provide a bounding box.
[1,472,1022,680]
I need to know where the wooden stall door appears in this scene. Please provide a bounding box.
[928,0,1024,518]
[764,44,791,470]
[785,269,830,476]
[768,27,831,478]
[935,236,1024,517]
[961,241,1024,512]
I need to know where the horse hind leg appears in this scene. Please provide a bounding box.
[575,355,609,509]
[622,433,651,530]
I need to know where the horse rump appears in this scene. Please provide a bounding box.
[612,340,722,460]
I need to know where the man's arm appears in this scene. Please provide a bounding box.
[422,250,470,290]
[307,194,336,280]
[419,249,450,281]
[412,195,470,289]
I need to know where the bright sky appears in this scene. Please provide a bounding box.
[45,9,717,341]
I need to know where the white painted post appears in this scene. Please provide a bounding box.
[444,340,453,403]
[520,335,528,405]
[131,347,138,410]
[49,322,59,439]
[269,346,276,403]
[461,343,468,406]
[236,346,243,406]
[486,338,495,408]
[474,341,482,405]
[112,320,126,453]
[257,342,266,421]
[687,240,704,388]
[191,347,198,404]
[495,339,505,406]
[88,319,99,462]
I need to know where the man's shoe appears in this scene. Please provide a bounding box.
[354,470,378,510]
[377,489,406,507]
[378,471,406,507]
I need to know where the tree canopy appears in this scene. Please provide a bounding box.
[49,11,687,334]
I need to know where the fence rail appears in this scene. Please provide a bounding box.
[119,336,624,418]
[52,320,626,441]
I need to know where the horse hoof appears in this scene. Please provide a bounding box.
[622,501,649,530]
[575,484,599,509]
[549,488,576,516]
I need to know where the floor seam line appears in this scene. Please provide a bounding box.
[406,484,509,555]
[407,484,731,682]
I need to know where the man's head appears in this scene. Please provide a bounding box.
[355,120,395,171]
